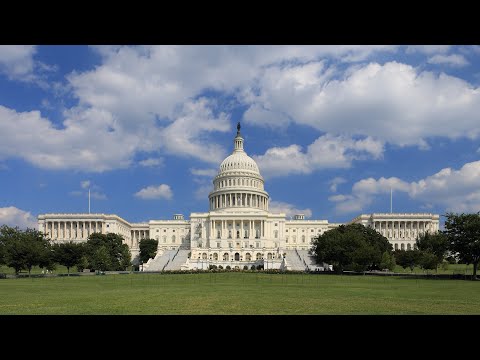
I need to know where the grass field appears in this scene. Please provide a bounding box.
[1,272,479,314]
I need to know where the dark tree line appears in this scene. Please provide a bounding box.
[0,225,132,274]
[312,212,480,280]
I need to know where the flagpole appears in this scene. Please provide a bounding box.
[390,187,392,214]
[89,188,91,214]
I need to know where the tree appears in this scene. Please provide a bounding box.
[394,250,421,271]
[444,212,480,280]
[416,232,448,271]
[53,242,84,275]
[90,246,111,271]
[85,233,131,271]
[380,251,396,271]
[139,238,158,264]
[311,224,392,273]
[418,251,437,271]
[0,226,52,275]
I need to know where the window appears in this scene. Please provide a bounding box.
[274,230,278,238]
[293,229,296,232]
[164,229,166,232]
[256,253,262,260]
[217,242,221,248]
[236,230,240,239]
[162,236,166,243]
[172,235,176,243]
[311,229,314,232]
[217,230,221,239]
[156,236,159,240]
[107,224,110,228]
[275,223,278,226]
[156,229,159,232]
[293,236,297,243]
[286,229,288,232]
[173,229,175,232]
[256,242,260,248]
[302,235,305,243]
[285,236,289,243]
[228,230,232,239]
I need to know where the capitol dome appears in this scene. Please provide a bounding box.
[208,123,269,212]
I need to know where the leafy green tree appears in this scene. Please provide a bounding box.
[139,238,158,264]
[311,224,392,273]
[85,233,131,271]
[0,226,52,275]
[443,212,480,279]
[90,246,111,271]
[77,255,89,272]
[380,251,396,271]
[53,242,84,275]
[394,250,421,271]
[416,232,448,271]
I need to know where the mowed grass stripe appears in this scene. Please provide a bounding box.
[1,273,479,314]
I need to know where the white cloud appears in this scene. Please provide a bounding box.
[254,134,384,178]
[194,184,212,200]
[190,168,217,177]
[244,61,480,148]
[139,158,163,167]
[0,206,37,229]
[405,45,451,55]
[80,180,91,189]
[134,184,173,200]
[0,45,36,81]
[428,54,469,67]
[91,192,107,200]
[331,160,480,214]
[329,177,347,192]
[269,200,312,218]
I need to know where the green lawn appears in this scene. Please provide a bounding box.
[1,272,479,314]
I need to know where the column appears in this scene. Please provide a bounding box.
[260,220,263,239]
[249,220,253,239]
[241,219,244,239]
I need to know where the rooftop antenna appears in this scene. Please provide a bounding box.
[390,187,392,214]
[88,188,91,214]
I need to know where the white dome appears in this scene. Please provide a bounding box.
[219,152,260,175]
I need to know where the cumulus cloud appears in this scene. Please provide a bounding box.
[244,61,480,148]
[134,184,173,200]
[0,45,36,81]
[80,180,91,189]
[428,54,469,67]
[190,168,217,177]
[194,184,212,200]
[405,45,451,55]
[269,200,312,218]
[329,177,347,192]
[0,206,37,229]
[139,158,163,167]
[330,160,480,214]
[254,134,384,178]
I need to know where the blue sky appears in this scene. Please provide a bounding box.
[1,45,480,229]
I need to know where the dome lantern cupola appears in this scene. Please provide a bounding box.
[208,122,269,212]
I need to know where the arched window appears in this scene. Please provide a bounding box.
[256,253,262,260]
[401,243,405,250]
[223,253,229,261]
[213,253,218,260]
[202,253,207,259]
[302,235,305,243]
[172,235,176,243]
[162,235,166,243]
[407,243,411,250]
[395,243,398,250]
[267,253,273,259]
[234,253,240,261]
[245,253,251,261]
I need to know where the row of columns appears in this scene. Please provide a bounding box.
[210,193,268,210]
[44,221,104,240]
[131,230,148,248]
[373,220,436,239]
[209,219,265,239]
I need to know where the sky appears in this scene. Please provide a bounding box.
[1,45,480,230]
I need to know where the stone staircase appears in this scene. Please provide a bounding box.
[144,249,176,272]
[284,249,307,271]
[296,249,324,271]
[164,249,190,271]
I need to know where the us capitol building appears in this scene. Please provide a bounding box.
[38,123,439,271]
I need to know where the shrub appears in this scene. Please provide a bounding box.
[226,265,231,270]
[251,265,256,270]
[243,265,248,270]
[256,265,263,270]
[218,265,223,269]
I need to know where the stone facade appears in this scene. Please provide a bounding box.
[37,125,440,269]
